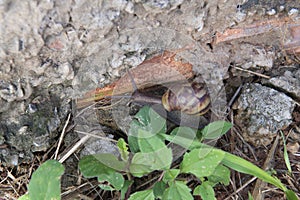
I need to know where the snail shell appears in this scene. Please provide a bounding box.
[161,82,211,115]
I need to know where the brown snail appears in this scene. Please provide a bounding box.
[161,82,211,116]
[127,74,211,116]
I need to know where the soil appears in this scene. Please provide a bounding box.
[0,0,299,199]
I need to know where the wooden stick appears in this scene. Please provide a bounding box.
[76,48,195,109]
[233,66,270,79]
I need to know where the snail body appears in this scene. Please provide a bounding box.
[131,82,211,116]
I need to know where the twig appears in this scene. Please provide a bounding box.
[232,127,258,161]
[75,102,97,118]
[74,130,118,143]
[233,66,270,79]
[214,17,297,44]
[224,177,257,200]
[58,135,90,163]
[54,113,71,160]
[225,84,243,115]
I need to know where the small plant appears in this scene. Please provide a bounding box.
[18,160,64,200]
[19,106,298,200]
[78,106,297,200]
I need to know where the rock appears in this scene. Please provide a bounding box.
[265,69,300,99]
[234,83,295,146]
[44,62,75,85]
[140,0,184,13]
[232,44,275,72]
[0,91,71,165]
[0,79,32,102]
[0,1,48,58]
[80,135,119,157]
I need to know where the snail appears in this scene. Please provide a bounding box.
[161,82,211,116]
[125,71,211,116]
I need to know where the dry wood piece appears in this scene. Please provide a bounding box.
[284,24,300,54]
[215,17,300,55]
[76,47,195,109]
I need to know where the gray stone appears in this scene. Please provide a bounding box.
[265,69,300,99]
[234,83,295,146]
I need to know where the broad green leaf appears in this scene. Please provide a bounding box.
[79,154,125,190]
[130,147,172,177]
[121,180,134,200]
[181,148,225,179]
[134,106,166,132]
[153,181,167,199]
[201,121,232,139]
[82,153,126,171]
[207,165,230,186]
[117,138,129,161]
[133,106,152,126]
[129,189,155,200]
[193,182,216,200]
[163,169,180,182]
[162,181,193,200]
[18,194,29,200]
[128,133,140,153]
[128,106,166,153]
[138,132,166,153]
[169,127,197,149]
[130,106,166,137]
[28,160,64,200]
[129,159,152,177]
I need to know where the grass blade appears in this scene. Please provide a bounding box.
[280,131,292,174]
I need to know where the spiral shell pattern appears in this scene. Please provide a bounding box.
[161,82,211,115]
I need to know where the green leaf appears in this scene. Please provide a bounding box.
[128,106,166,153]
[285,189,299,200]
[193,182,216,200]
[84,153,126,171]
[99,184,115,191]
[133,106,152,126]
[129,153,153,177]
[130,147,172,177]
[280,131,292,174]
[169,127,197,149]
[201,121,232,139]
[79,154,125,190]
[153,181,167,199]
[130,106,166,137]
[28,160,64,200]
[207,165,230,186]
[161,133,205,151]
[248,192,254,200]
[128,133,140,153]
[18,194,30,200]
[129,189,155,200]
[121,180,133,200]
[163,169,180,183]
[117,138,129,161]
[180,148,225,179]
[138,132,166,153]
[134,106,166,131]
[162,181,193,200]
[221,152,286,191]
